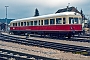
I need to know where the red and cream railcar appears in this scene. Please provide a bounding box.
[10,12,82,38]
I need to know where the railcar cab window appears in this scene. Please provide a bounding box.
[74,18,78,24]
[69,17,73,24]
[44,19,49,25]
[34,21,37,26]
[50,19,55,24]
[69,17,78,24]
[56,18,62,24]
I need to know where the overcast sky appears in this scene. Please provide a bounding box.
[0,0,90,19]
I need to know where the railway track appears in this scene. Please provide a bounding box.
[30,34,90,43]
[0,49,56,60]
[0,33,90,56]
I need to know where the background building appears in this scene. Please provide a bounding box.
[0,18,14,24]
[55,6,80,13]
[55,6,88,28]
[0,18,14,31]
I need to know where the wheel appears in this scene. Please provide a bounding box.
[24,33,28,36]
[9,31,13,35]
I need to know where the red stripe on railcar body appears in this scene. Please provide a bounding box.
[10,24,82,31]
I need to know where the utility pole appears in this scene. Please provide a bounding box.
[5,6,9,32]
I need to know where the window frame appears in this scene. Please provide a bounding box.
[18,22,20,26]
[44,19,49,25]
[27,21,29,26]
[50,18,55,25]
[21,22,23,26]
[30,21,33,26]
[34,20,37,26]
[56,18,62,24]
[63,18,66,24]
[24,22,26,26]
[69,17,79,24]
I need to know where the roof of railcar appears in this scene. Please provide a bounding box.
[10,12,81,23]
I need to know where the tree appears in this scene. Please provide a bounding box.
[80,9,84,19]
[34,8,39,17]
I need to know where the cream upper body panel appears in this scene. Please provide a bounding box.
[10,12,82,27]
[10,12,81,23]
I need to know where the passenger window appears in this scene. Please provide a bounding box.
[15,23,17,26]
[18,22,20,26]
[21,22,23,26]
[30,21,33,26]
[44,19,49,25]
[63,18,66,24]
[24,22,26,26]
[39,20,40,25]
[50,19,55,24]
[41,20,43,25]
[27,22,29,26]
[34,21,37,25]
[56,18,62,24]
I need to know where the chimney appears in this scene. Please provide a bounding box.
[67,6,69,11]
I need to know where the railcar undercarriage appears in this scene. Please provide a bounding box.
[9,30,82,39]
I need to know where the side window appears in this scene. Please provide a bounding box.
[56,18,62,24]
[44,19,49,25]
[21,22,23,26]
[15,23,17,26]
[24,22,26,26]
[50,19,55,24]
[39,20,40,25]
[18,22,20,26]
[34,21,37,25]
[27,21,29,26]
[63,18,66,24]
[30,21,33,26]
[41,20,43,25]
[13,23,17,26]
